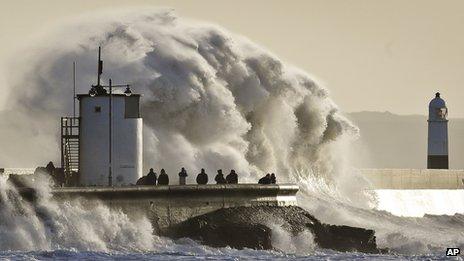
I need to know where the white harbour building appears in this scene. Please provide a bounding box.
[61,48,143,186]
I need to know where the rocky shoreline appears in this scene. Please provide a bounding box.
[164,206,384,253]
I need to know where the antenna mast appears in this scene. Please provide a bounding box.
[108,78,113,186]
[73,61,76,117]
[90,46,106,95]
[97,46,103,87]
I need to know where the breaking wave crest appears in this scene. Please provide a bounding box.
[0,174,157,251]
[3,9,363,199]
[0,8,462,256]
[0,174,319,256]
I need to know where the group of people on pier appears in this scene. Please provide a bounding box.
[136,168,275,186]
[258,173,277,184]
[136,168,240,186]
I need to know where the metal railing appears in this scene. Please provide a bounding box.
[61,117,80,181]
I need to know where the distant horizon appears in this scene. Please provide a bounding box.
[347,110,464,119]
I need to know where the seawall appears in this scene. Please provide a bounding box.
[19,184,299,230]
[16,183,383,253]
[360,169,464,189]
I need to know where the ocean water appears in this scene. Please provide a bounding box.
[0,249,455,260]
[1,173,463,260]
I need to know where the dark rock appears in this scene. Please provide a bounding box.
[167,221,272,250]
[310,222,377,253]
[164,206,381,253]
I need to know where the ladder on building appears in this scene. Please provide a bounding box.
[61,117,80,180]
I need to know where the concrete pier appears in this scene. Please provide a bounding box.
[360,169,464,189]
[20,184,299,229]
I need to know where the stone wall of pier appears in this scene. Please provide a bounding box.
[35,184,299,230]
[360,169,464,189]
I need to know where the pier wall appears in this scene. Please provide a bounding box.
[29,184,298,230]
[360,169,464,189]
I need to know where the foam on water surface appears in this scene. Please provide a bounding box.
[375,189,464,217]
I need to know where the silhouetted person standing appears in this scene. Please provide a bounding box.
[158,169,169,185]
[270,173,276,184]
[136,168,157,185]
[46,161,55,176]
[146,168,157,185]
[136,176,147,185]
[226,169,238,184]
[178,167,188,185]
[196,168,208,184]
[258,173,271,184]
[215,169,226,184]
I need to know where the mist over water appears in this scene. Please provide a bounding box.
[0,9,463,257]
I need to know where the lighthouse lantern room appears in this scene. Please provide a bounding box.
[427,92,448,169]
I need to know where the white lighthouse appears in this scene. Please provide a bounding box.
[427,92,448,169]
[61,47,143,186]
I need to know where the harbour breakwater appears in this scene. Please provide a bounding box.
[15,183,381,253]
[18,184,299,229]
[360,169,464,216]
[361,169,464,189]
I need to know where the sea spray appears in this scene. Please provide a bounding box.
[0,173,303,257]
[0,174,158,251]
[2,9,365,200]
[269,223,315,255]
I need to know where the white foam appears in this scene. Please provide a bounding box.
[0,174,158,251]
[374,189,464,217]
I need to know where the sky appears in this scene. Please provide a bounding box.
[0,0,463,117]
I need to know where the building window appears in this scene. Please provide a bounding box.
[94,106,101,113]
[436,108,447,119]
[125,96,140,118]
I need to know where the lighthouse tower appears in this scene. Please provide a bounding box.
[427,92,448,169]
[77,48,143,186]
